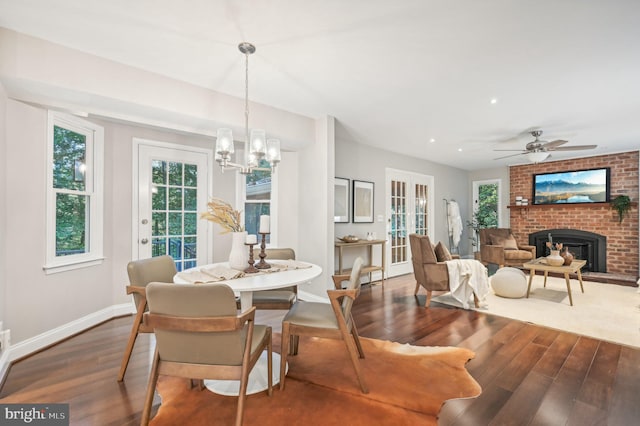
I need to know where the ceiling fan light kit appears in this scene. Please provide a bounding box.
[526,151,550,163]
[493,130,597,163]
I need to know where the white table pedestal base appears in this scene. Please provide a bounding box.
[204,351,286,396]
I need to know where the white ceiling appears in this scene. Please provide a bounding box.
[1,0,639,170]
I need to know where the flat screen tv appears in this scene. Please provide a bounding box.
[532,167,610,205]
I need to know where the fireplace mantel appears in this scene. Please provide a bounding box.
[508,202,637,210]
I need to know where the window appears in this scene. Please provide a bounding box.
[240,159,277,245]
[470,180,500,250]
[45,112,104,273]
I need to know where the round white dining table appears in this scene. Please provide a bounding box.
[173,261,322,312]
[173,260,322,395]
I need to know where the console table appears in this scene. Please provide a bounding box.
[335,239,386,286]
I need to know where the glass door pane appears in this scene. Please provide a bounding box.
[414,183,428,236]
[390,179,407,264]
[151,160,199,271]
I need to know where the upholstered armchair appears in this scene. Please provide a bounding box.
[479,228,536,268]
[408,234,458,308]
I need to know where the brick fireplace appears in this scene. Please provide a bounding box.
[508,151,639,277]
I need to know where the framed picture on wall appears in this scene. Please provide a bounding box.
[334,177,350,223]
[352,180,374,223]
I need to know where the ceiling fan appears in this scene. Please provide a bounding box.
[493,130,597,162]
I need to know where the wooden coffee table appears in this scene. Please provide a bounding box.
[522,258,587,306]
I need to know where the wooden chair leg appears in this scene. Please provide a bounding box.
[140,348,160,425]
[425,290,433,308]
[414,281,421,295]
[266,328,273,396]
[473,293,480,308]
[349,316,365,358]
[236,365,250,426]
[117,310,145,382]
[341,331,369,394]
[279,322,290,390]
[291,335,299,355]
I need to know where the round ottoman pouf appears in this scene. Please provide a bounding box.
[490,267,527,298]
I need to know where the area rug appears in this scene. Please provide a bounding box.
[150,336,481,425]
[432,274,640,348]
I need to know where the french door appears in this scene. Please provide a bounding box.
[385,169,434,277]
[133,139,212,271]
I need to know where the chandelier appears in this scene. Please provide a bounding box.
[215,42,281,174]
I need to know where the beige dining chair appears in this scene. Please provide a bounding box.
[279,257,368,393]
[243,247,298,309]
[141,282,272,426]
[117,255,176,382]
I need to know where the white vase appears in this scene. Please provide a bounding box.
[228,231,248,271]
[546,250,564,266]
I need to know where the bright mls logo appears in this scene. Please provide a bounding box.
[0,404,68,425]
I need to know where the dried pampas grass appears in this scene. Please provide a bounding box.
[201,198,244,233]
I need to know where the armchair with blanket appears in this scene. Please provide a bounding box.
[409,234,488,309]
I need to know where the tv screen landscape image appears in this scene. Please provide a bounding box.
[533,168,610,205]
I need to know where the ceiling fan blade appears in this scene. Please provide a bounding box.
[542,139,568,149]
[493,149,528,152]
[493,152,526,160]
[549,144,597,151]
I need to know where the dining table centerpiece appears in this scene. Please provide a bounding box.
[201,198,247,270]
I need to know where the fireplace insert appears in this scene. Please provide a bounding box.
[529,229,606,273]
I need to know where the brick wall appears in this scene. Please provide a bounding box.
[509,151,639,277]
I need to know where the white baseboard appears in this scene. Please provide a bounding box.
[0,349,10,386]
[0,302,135,384]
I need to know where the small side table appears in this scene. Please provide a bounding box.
[522,258,587,306]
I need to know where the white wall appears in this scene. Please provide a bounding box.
[4,100,117,343]
[0,28,316,152]
[0,83,7,328]
[275,151,300,251]
[296,116,335,298]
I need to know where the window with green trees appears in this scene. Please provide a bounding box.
[46,112,104,273]
[469,182,499,248]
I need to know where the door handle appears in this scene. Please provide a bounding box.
[141,238,149,244]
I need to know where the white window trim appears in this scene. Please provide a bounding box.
[44,111,105,274]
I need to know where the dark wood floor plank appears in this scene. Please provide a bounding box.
[490,371,553,426]
[0,272,638,425]
[576,340,621,410]
[442,385,513,426]
[532,327,560,347]
[566,400,608,426]
[532,332,580,378]
[608,346,640,426]
[529,336,600,426]
[494,342,549,392]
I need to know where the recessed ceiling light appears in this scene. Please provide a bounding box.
[429,138,436,143]
[490,98,498,104]
[457,148,463,152]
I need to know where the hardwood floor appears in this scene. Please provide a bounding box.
[1,274,639,425]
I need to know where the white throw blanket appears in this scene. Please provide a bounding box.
[445,259,489,309]
[447,200,463,248]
